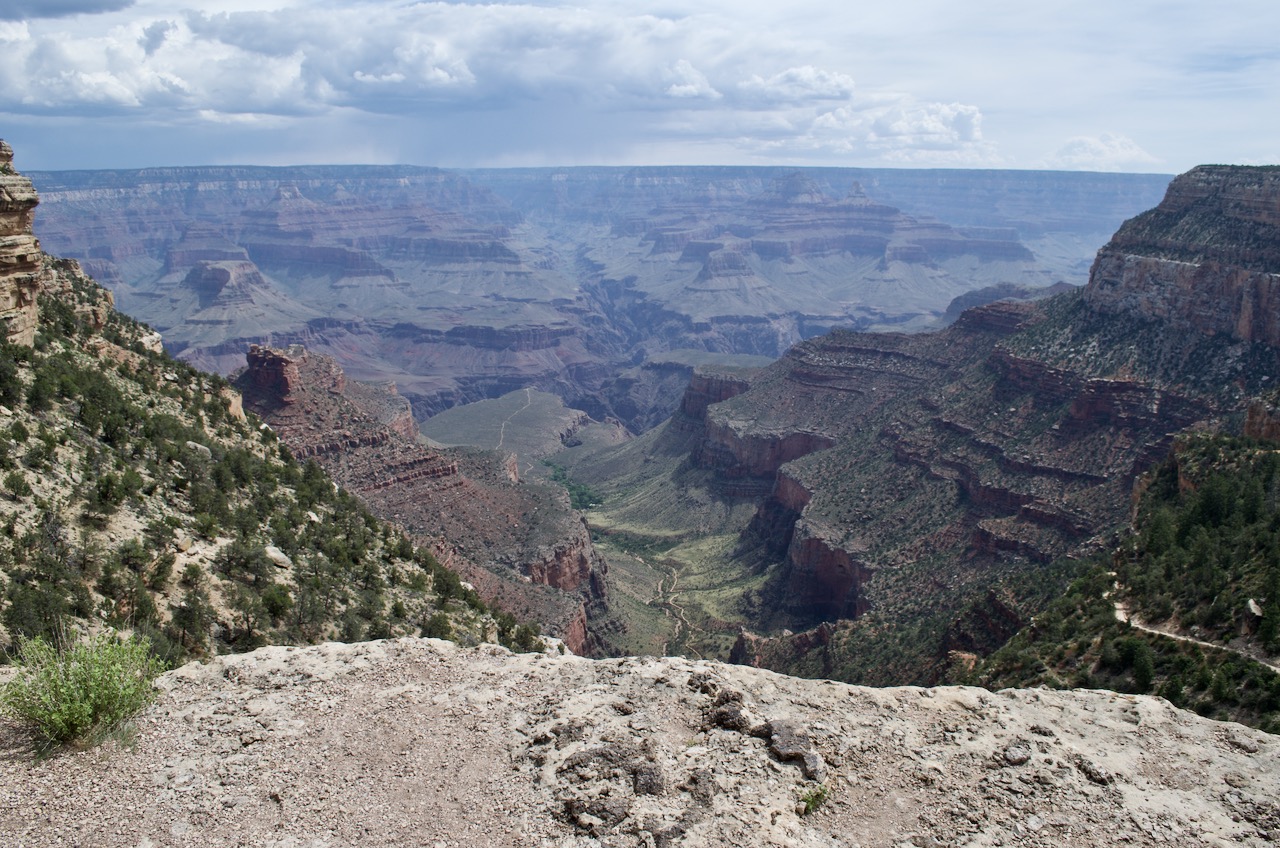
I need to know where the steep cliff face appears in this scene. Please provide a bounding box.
[243,344,306,403]
[0,141,47,346]
[1085,165,1280,345]
[675,370,752,426]
[235,345,609,654]
[1245,397,1280,442]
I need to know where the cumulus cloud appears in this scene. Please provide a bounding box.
[738,66,855,105]
[0,1,134,21]
[750,97,994,163]
[1046,132,1159,171]
[0,3,1014,167]
[666,60,720,100]
[0,6,758,117]
[0,21,30,42]
[20,0,1263,170]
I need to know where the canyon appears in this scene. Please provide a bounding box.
[559,164,1280,682]
[16,145,1280,689]
[28,165,1170,432]
[12,136,1280,845]
[6,142,1280,846]
[232,344,607,655]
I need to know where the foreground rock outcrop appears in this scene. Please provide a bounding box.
[2,638,1277,847]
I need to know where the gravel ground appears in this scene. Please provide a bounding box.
[2,638,1277,847]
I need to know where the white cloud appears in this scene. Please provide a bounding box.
[665,59,720,100]
[196,108,290,126]
[1046,133,1160,172]
[4,0,1278,170]
[0,21,30,42]
[738,66,855,105]
[765,97,995,162]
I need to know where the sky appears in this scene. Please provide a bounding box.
[1,0,1278,173]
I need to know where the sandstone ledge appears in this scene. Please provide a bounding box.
[2,638,1277,847]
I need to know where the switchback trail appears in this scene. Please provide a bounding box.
[648,558,704,659]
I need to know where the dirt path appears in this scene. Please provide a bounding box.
[494,388,533,450]
[648,558,703,659]
[1113,600,1280,675]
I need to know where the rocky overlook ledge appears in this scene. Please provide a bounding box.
[2,638,1277,848]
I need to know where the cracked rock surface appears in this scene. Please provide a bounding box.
[2,638,1278,847]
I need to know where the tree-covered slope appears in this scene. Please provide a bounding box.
[1,259,541,666]
[970,433,1280,732]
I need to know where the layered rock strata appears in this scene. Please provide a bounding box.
[235,345,608,653]
[0,141,47,345]
[30,164,1167,431]
[684,166,1280,674]
[1085,165,1280,345]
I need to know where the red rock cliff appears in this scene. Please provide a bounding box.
[1085,165,1280,345]
[236,345,608,653]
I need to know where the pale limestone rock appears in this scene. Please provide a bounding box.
[2,638,1276,848]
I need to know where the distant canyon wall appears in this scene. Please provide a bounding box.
[678,167,1280,644]
[28,164,1169,432]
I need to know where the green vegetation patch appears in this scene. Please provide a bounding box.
[970,433,1280,733]
[1,632,163,747]
[0,253,543,669]
[545,462,602,510]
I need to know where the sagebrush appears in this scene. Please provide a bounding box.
[1,632,163,745]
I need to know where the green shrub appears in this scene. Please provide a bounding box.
[1,632,163,746]
[421,611,453,640]
[799,783,829,815]
[4,470,31,499]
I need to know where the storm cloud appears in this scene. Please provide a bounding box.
[0,0,134,21]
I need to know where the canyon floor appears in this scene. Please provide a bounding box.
[2,638,1277,848]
